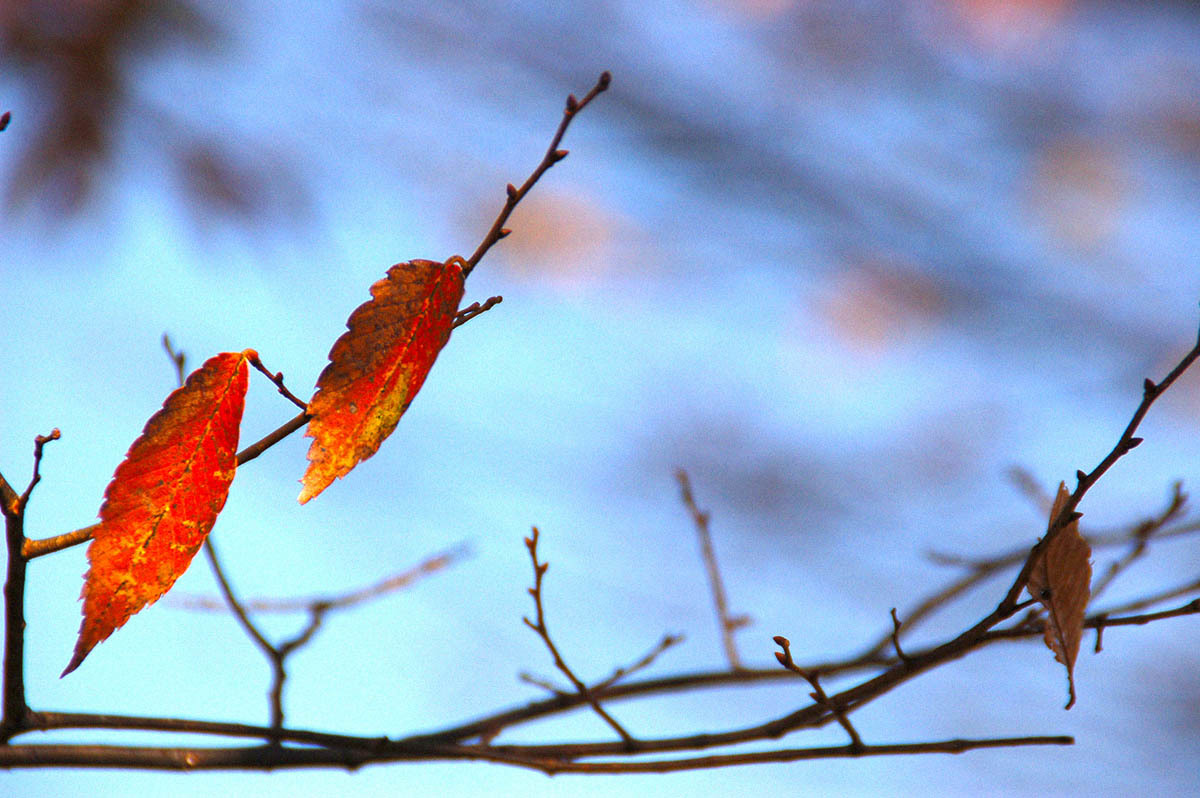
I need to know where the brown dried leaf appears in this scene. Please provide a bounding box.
[1026,482,1092,709]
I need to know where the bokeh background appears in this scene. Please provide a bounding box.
[3,0,1200,795]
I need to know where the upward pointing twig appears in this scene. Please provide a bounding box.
[676,470,747,670]
[463,71,611,277]
[521,527,635,746]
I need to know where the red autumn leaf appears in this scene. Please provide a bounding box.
[299,258,465,504]
[63,350,253,676]
[1026,482,1093,709]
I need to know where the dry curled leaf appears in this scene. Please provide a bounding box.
[299,258,465,503]
[63,350,252,676]
[1026,482,1093,709]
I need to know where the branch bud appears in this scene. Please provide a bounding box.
[553,149,569,162]
[506,183,518,199]
[566,94,578,112]
[598,71,612,89]
[0,111,10,131]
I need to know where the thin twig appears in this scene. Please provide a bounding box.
[1005,466,1054,511]
[16,429,60,514]
[171,546,466,613]
[453,296,503,328]
[1088,575,1200,617]
[676,469,746,670]
[463,71,611,277]
[22,408,310,559]
[161,333,187,387]
[775,636,864,751]
[524,632,686,697]
[203,538,286,733]
[521,527,634,746]
[591,633,684,693]
[1091,481,1186,600]
[518,671,570,696]
[247,352,309,411]
[204,538,276,659]
[888,609,910,664]
[235,411,310,466]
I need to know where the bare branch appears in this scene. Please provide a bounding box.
[0,734,1073,772]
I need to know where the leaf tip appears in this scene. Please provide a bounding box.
[297,483,317,505]
[61,644,89,678]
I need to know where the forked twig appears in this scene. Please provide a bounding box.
[454,296,503,328]
[888,609,910,664]
[775,636,864,751]
[521,632,685,697]
[161,334,187,387]
[16,429,60,514]
[521,527,634,746]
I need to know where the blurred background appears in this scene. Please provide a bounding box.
[3,0,1200,794]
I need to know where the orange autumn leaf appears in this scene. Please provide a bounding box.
[63,350,252,676]
[1026,482,1093,709]
[298,258,465,504]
